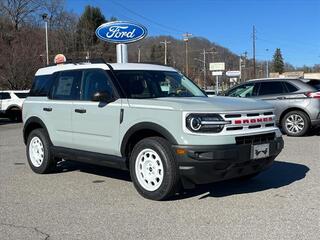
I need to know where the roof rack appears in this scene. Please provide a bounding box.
[47,58,107,67]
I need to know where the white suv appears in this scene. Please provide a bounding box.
[0,90,29,121]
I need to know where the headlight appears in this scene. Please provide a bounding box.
[186,113,229,133]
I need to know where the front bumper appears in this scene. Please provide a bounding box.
[173,137,284,187]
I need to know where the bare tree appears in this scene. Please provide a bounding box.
[0,0,42,30]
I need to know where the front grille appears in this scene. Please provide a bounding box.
[235,133,275,145]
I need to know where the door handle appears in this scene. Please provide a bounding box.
[43,107,52,112]
[276,97,286,100]
[75,109,86,114]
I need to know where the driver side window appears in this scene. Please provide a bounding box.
[228,83,256,98]
[81,70,114,101]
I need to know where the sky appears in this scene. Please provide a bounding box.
[66,0,320,67]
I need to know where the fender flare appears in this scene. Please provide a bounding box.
[120,122,178,156]
[23,116,51,145]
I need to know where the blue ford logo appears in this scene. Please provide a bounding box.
[95,21,147,44]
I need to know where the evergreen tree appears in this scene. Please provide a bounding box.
[272,48,284,74]
[76,5,106,51]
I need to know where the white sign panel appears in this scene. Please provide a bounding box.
[226,71,241,77]
[212,71,223,76]
[210,62,225,71]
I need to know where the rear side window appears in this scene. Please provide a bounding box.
[51,70,82,100]
[284,82,299,93]
[29,75,54,97]
[14,93,29,98]
[258,82,286,95]
[0,92,11,100]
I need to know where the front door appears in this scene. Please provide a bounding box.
[72,69,121,156]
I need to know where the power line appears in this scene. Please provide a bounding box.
[109,0,186,34]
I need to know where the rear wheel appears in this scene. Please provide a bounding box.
[281,110,310,137]
[130,137,179,200]
[26,128,57,174]
[7,108,22,122]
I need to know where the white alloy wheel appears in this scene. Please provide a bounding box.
[285,114,305,134]
[135,148,164,191]
[29,136,45,167]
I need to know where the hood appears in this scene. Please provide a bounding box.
[149,96,273,112]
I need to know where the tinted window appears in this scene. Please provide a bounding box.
[0,92,11,100]
[29,75,54,96]
[114,70,205,99]
[51,71,82,100]
[227,83,256,98]
[306,80,320,90]
[81,70,115,101]
[14,92,29,98]
[284,82,299,93]
[258,82,286,95]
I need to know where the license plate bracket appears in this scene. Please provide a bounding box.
[251,143,270,159]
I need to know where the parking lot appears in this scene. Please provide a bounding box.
[0,119,319,240]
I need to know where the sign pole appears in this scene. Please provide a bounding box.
[116,44,128,63]
[215,75,219,95]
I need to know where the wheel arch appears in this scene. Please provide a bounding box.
[279,107,311,125]
[23,117,51,145]
[120,122,178,160]
[5,104,21,112]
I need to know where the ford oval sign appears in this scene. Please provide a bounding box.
[95,21,147,44]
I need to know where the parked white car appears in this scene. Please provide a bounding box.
[0,90,29,121]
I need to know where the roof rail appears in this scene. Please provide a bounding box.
[47,58,107,67]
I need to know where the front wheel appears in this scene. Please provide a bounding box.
[130,137,179,200]
[281,110,310,137]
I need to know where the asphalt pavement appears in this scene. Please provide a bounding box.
[0,119,319,240]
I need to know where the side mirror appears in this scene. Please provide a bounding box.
[92,91,113,102]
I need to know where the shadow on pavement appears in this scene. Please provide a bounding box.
[56,160,131,182]
[174,160,309,200]
[56,160,309,200]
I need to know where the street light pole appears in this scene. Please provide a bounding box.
[138,46,141,63]
[42,14,49,65]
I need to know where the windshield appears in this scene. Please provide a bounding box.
[113,70,206,99]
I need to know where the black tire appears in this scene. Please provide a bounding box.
[7,109,22,122]
[129,137,179,200]
[281,110,310,137]
[26,128,57,174]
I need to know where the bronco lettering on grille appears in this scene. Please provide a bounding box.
[233,117,273,125]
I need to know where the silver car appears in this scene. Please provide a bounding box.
[225,78,320,136]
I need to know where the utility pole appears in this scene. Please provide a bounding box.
[183,32,192,76]
[265,48,269,78]
[200,48,216,89]
[160,40,171,65]
[253,25,256,79]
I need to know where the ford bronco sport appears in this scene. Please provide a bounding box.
[23,60,284,200]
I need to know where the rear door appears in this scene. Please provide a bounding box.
[72,69,121,156]
[0,92,12,112]
[255,81,289,122]
[46,70,82,148]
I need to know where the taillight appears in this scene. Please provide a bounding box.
[306,92,320,99]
